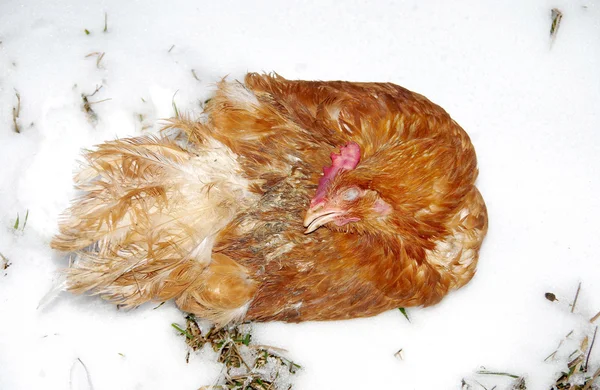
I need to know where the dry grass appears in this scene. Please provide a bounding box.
[81,85,111,123]
[571,283,582,314]
[462,370,526,390]
[12,90,21,133]
[172,314,300,390]
[172,90,180,117]
[463,283,600,390]
[1,252,9,273]
[192,69,200,81]
[552,335,599,389]
[540,285,599,389]
[550,284,599,389]
[85,51,106,69]
[550,8,563,48]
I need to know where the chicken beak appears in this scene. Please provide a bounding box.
[303,206,342,234]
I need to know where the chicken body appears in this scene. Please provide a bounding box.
[52,73,488,326]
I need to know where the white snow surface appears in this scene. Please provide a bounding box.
[1,0,600,389]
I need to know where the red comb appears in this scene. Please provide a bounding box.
[311,142,361,207]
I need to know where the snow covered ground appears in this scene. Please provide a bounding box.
[1,0,599,389]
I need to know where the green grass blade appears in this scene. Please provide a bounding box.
[171,323,193,339]
[398,307,410,322]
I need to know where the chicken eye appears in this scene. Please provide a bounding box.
[342,187,360,202]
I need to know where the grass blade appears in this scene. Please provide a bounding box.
[398,307,410,322]
[22,209,29,230]
[171,323,193,339]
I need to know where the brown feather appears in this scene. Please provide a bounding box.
[52,73,488,325]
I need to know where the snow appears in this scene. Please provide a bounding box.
[1,0,599,389]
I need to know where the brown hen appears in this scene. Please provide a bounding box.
[51,73,488,326]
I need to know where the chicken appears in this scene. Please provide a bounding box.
[51,73,488,326]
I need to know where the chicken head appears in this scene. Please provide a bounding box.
[304,142,393,234]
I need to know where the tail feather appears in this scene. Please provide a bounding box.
[52,132,256,308]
